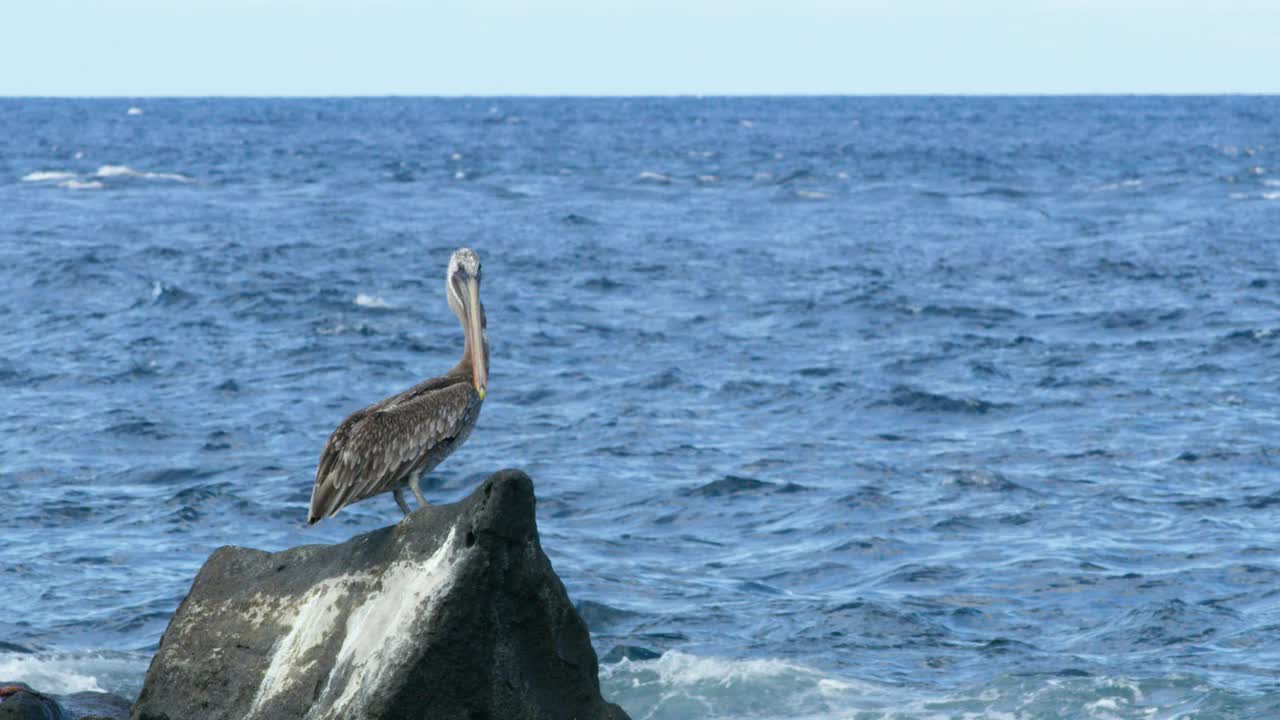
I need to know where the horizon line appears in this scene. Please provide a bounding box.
[2,92,1278,100]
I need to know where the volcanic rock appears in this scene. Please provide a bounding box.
[131,469,628,720]
[0,683,65,720]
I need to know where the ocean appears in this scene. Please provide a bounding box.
[2,96,1279,719]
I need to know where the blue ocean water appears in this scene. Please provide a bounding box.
[2,96,1280,718]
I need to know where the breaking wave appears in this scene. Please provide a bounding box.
[20,166,192,188]
[94,165,192,182]
[353,293,396,309]
[21,171,77,183]
[0,651,148,698]
[599,652,863,720]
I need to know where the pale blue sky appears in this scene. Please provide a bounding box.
[2,0,1277,96]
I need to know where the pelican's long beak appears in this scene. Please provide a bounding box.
[463,277,488,400]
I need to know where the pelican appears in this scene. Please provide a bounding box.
[307,248,489,524]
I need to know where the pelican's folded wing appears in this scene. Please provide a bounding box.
[307,381,476,523]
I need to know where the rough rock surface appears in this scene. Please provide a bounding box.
[0,683,65,720]
[131,469,629,720]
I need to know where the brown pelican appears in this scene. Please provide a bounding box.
[307,247,489,524]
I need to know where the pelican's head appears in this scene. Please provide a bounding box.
[446,248,488,400]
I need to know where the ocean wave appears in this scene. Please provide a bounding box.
[150,280,195,306]
[0,651,148,697]
[59,179,104,190]
[637,171,673,184]
[4,648,1262,720]
[1095,178,1143,192]
[561,213,596,225]
[684,475,809,497]
[315,321,376,336]
[21,170,77,183]
[601,655,1280,720]
[22,165,191,188]
[353,293,395,309]
[599,651,863,720]
[95,165,192,182]
[875,385,1009,414]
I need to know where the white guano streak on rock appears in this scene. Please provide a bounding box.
[246,575,365,719]
[318,527,461,719]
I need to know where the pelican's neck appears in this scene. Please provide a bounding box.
[448,314,488,381]
[449,330,475,378]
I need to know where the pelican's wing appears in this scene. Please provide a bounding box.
[308,380,476,523]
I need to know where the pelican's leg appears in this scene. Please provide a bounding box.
[410,471,430,508]
[393,487,412,517]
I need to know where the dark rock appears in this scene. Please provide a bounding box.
[0,683,66,720]
[0,683,125,720]
[131,469,629,720]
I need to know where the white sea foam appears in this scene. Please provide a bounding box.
[0,654,104,693]
[793,190,832,200]
[602,659,1244,720]
[1096,178,1143,192]
[21,170,77,183]
[127,107,144,115]
[1263,179,1280,187]
[94,165,192,182]
[638,171,673,184]
[599,651,870,720]
[0,649,1252,720]
[1263,192,1280,201]
[353,293,394,309]
[59,179,104,190]
[0,651,148,697]
[145,170,192,182]
[95,165,136,177]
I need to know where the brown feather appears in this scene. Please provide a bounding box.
[307,374,481,523]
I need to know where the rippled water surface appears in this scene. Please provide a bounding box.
[3,97,1280,718]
